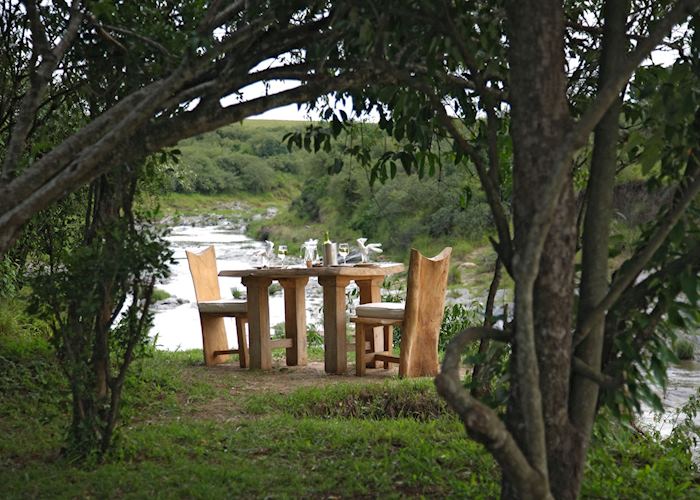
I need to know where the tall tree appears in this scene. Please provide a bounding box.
[288,1,700,497]
[3,0,700,496]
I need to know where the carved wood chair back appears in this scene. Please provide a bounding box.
[186,245,222,303]
[399,247,452,376]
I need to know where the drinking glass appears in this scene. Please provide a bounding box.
[338,243,349,264]
[277,245,288,266]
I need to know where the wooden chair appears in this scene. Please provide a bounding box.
[186,246,249,367]
[350,247,452,377]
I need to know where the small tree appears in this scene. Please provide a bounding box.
[30,163,171,458]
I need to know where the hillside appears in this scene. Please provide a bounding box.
[161,119,500,297]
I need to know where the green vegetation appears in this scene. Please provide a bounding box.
[675,339,695,361]
[151,287,172,302]
[1,327,697,498]
[161,121,495,270]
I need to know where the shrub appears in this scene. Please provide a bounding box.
[268,283,282,296]
[291,177,327,221]
[239,162,277,193]
[439,302,484,352]
[272,322,285,339]
[674,339,695,360]
[151,288,171,302]
[0,257,19,298]
[307,323,324,347]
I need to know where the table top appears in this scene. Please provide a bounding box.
[218,262,404,278]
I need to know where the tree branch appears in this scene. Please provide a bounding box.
[433,106,513,274]
[435,327,552,499]
[574,170,700,346]
[514,0,699,363]
[0,71,368,254]
[572,357,619,389]
[568,0,700,152]
[2,0,83,180]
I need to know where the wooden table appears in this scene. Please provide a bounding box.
[219,263,404,373]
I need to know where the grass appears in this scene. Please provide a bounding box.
[1,325,699,498]
[156,191,292,219]
[0,333,498,498]
[151,287,171,302]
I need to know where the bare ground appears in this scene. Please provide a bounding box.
[176,360,402,421]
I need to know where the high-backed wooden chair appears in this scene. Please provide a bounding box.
[186,246,249,367]
[351,247,452,377]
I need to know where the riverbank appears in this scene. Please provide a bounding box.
[155,192,509,306]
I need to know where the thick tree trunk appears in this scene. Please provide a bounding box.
[570,1,630,496]
[505,0,575,498]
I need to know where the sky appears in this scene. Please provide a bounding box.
[235,32,684,123]
[223,76,362,122]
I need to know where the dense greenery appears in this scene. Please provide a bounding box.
[170,120,493,260]
[2,1,699,496]
[1,319,697,498]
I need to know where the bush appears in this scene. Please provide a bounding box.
[0,257,19,298]
[0,297,52,358]
[674,339,695,360]
[439,302,484,351]
[307,323,324,347]
[151,288,171,302]
[239,162,278,193]
[292,177,327,221]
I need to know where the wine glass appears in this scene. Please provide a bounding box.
[277,245,288,266]
[338,243,349,265]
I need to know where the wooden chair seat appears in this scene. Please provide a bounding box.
[350,247,452,378]
[354,302,405,320]
[186,246,249,368]
[198,299,247,315]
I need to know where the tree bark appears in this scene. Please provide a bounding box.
[570,3,631,498]
[505,0,574,497]
[471,256,501,399]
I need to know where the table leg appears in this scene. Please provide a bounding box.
[279,277,309,366]
[357,277,385,368]
[318,275,352,374]
[242,276,273,370]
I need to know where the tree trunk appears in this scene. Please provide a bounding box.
[505,0,576,498]
[570,1,630,496]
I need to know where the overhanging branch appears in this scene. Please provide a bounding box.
[435,327,551,498]
[574,170,700,346]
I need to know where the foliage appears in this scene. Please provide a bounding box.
[171,120,492,259]
[151,288,172,303]
[584,409,699,499]
[306,323,325,348]
[2,0,700,496]
[0,257,19,298]
[439,302,485,352]
[22,165,173,459]
[674,339,695,361]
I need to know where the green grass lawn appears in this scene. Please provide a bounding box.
[2,335,697,499]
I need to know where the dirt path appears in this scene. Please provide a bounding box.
[177,361,401,421]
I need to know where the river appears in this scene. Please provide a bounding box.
[150,223,327,351]
[151,223,699,439]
